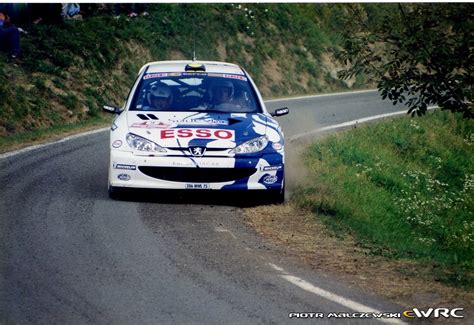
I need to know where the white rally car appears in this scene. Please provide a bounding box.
[103,60,289,202]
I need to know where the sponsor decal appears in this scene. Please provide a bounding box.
[130,121,172,129]
[185,183,210,189]
[143,73,168,80]
[222,74,248,81]
[117,173,131,181]
[172,161,221,167]
[170,118,228,126]
[159,128,235,141]
[262,165,283,171]
[183,72,207,77]
[114,163,136,170]
[263,175,278,184]
[112,140,123,148]
[144,72,245,81]
[207,73,223,78]
[188,147,206,157]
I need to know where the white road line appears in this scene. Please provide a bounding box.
[268,263,406,325]
[288,106,439,142]
[265,89,377,103]
[214,225,238,239]
[0,127,109,160]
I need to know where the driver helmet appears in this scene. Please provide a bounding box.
[149,84,172,101]
[210,80,234,103]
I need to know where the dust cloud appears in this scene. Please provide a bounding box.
[284,135,318,198]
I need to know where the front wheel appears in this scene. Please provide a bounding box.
[108,184,123,200]
[267,185,285,204]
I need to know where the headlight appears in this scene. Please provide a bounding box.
[126,133,166,152]
[231,135,268,154]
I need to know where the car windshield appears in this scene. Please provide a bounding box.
[129,72,261,113]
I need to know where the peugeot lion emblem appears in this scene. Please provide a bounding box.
[189,147,206,157]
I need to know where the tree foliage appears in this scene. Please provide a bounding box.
[338,3,473,118]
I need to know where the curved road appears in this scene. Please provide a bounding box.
[1,90,407,324]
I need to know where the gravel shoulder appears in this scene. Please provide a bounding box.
[244,204,473,309]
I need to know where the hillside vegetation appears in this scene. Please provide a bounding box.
[0,3,363,142]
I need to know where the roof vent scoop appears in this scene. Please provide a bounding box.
[185,63,206,72]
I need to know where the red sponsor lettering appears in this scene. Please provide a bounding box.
[223,74,247,81]
[158,129,234,140]
[215,130,232,139]
[130,122,148,128]
[130,121,170,129]
[160,130,174,139]
[195,129,211,138]
[143,73,168,80]
[177,129,193,137]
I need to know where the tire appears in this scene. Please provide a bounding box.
[268,185,285,204]
[108,184,122,200]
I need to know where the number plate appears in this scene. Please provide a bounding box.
[185,183,210,189]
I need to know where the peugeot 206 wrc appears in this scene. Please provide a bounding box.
[103,61,289,202]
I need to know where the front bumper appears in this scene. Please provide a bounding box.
[109,150,284,191]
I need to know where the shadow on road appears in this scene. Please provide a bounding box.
[112,188,282,208]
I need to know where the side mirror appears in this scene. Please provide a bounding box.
[103,105,121,114]
[271,107,289,117]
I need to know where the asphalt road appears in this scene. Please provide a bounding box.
[1,90,408,324]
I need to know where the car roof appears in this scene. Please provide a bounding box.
[140,60,245,75]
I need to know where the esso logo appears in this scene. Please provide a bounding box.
[159,128,235,141]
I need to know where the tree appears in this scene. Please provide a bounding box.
[338,3,473,118]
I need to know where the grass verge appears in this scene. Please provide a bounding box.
[294,111,474,288]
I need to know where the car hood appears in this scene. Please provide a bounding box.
[126,111,270,149]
